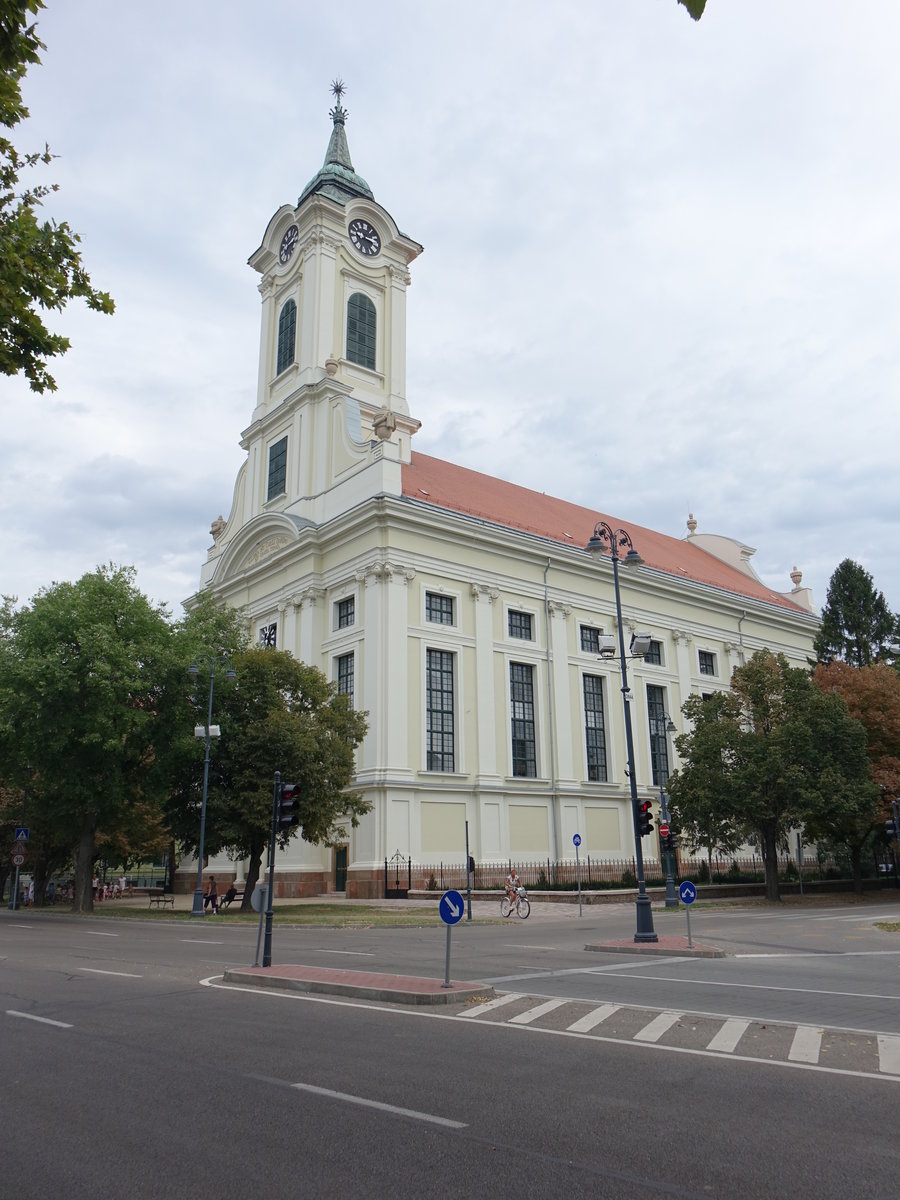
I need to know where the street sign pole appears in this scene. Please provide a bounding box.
[439,889,464,987]
[679,879,696,949]
[573,833,583,918]
[465,820,472,922]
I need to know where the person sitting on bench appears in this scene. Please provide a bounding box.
[220,883,238,909]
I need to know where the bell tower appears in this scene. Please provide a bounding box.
[247,81,422,426]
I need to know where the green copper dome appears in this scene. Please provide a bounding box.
[298,85,374,207]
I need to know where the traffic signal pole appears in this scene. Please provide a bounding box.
[262,771,281,969]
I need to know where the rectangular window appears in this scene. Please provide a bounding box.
[580,625,600,654]
[267,436,287,501]
[508,610,533,640]
[336,597,355,629]
[425,592,454,626]
[583,675,608,782]
[426,649,455,771]
[510,662,537,777]
[644,639,662,666]
[647,684,670,786]
[699,650,716,676]
[336,652,354,705]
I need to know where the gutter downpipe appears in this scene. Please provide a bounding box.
[544,558,560,864]
[737,610,748,666]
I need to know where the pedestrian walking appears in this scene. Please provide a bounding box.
[203,875,218,913]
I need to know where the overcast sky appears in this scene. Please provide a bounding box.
[2,0,898,621]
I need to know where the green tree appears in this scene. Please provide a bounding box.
[668,650,876,900]
[814,559,897,668]
[1,0,114,392]
[167,647,369,910]
[0,566,174,912]
[678,0,707,18]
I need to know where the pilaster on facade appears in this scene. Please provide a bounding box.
[723,639,743,676]
[294,586,325,663]
[671,629,696,717]
[471,581,500,777]
[547,599,575,781]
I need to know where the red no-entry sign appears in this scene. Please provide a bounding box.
[659,823,670,839]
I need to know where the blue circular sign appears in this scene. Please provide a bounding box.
[439,889,465,925]
[573,834,582,848]
[679,880,697,905]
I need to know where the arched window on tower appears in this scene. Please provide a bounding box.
[276,299,296,375]
[346,292,376,371]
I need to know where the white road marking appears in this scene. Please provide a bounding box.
[707,1018,750,1053]
[290,1081,466,1128]
[593,971,900,1002]
[788,1025,823,1063]
[85,932,118,938]
[79,968,142,978]
[460,993,523,1017]
[181,939,225,945]
[308,949,375,957]
[734,950,900,959]
[7,1010,72,1028]
[877,1036,900,1075]
[634,1011,681,1043]
[567,1004,620,1033]
[509,999,567,1025]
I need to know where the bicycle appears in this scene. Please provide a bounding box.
[500,884,530,919]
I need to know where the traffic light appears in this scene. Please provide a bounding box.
[665,832,677,853]
[638,800,653,837]
[886,818,899,841]
[278,782,300,831]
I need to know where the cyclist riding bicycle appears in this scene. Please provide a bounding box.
[505,868,521,909]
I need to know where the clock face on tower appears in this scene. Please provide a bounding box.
[259,623,277,648]
[348,218,381,257]
[279,225,299,264]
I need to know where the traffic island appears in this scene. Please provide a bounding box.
[223,963,495,1005]
[584,935,725,958]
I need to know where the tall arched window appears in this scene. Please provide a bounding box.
[276,299,296,375]
[346,292,376,370]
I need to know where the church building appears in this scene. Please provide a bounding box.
[188,86,819,898]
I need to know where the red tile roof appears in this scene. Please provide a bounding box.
[401,451,808,614]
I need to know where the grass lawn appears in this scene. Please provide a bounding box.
[29,902,448,927]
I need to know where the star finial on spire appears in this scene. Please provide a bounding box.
[329,79,347,123]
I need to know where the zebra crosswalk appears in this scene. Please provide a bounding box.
[459,993,900,1079]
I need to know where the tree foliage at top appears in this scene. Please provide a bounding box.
[166,646,369,910]
[668,650,877,900]
[814,661,900,796]
[814,559,897,668]
[678,0,707,18]
[0,565,174,911]
[1,0,114,392]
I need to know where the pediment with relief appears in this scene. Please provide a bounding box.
[241,533,292,569]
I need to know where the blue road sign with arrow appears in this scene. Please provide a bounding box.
[679,880,696,905]
[573,833,582,847]
[439,889,464,925]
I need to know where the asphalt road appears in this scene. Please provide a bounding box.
[2,899,900,1199]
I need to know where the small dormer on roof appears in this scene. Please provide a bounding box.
[298,80,374,207]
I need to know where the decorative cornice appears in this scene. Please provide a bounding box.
[388,263,411,286]
[471,583,500,603]
[548,600,572,618]
[363,561,416,585]
[672,629,693,646]
[294,586,326,610]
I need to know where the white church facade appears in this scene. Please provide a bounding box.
[186,88,819,898]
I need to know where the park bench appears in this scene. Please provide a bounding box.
[148,888,174,909]
[218,888,244,910]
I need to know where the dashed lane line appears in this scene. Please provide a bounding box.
[78,967,142,978]
[290,1080,467,1129]
[7,1010,72,1028]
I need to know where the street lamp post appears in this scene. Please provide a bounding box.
[188,658,235,918]
[652,712,679,909]
[587,520,658,944]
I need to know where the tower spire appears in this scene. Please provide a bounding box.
[298,80,374,206]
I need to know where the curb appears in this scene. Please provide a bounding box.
[223,964,495,1006]
[584,936,725,958]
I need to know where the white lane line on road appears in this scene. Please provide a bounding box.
[7,1010,72,1028]
[877,1036,900,1075]
[502,945,562,951]
[181,939,225,945]
[461,993,523,1018]
[634,1011,681,1043]
[509,999,567,1025]
[85,932,118,938]
[595,971,900,1003]
[308,949,375,957]
[567,1004,620,1033]
[484,958,690,984]
[734,950,900,959]
[79,968,142,978]
[290,1081,466,1129]
[788,1025,823,1063]
[707,1018,750,1053]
